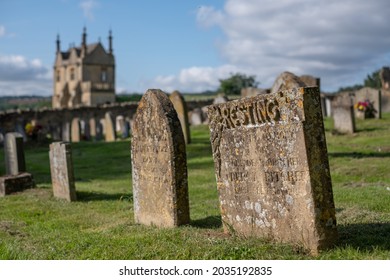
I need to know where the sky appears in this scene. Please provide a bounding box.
[1,0,390,97]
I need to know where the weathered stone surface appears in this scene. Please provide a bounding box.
[62,122,70,142]
[169,90,191,144]
[354,87,381,119]
[241,87,268,98]
[190,108,204,126]
[71,118,81,142]
[49,142,77,201]
[213,94,229,104]
[4,132,26,176]
[332,105,356,134]
[0,172,34,197]
[271,71,306,93]
[104,112,116,142]
[131,89,190,227]
[207,87,337,254]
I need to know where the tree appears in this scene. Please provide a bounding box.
[364,69,381,89]
[219,73,259,96]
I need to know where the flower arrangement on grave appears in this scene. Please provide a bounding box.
[354,99,376,118]
[25,122,42,140]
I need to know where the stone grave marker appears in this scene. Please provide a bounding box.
[71,118,81,142]
[62,122,70,142]
[131,89,190,227]
[332,105,355,134]
[4,132,26,175]
[49,142,77,201]
[1,132,34,196]
[207,87,337,254]
[169,90,191,144]
[89,118,97,140]
[104,112,116,142]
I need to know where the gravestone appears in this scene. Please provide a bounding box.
[1,132,34,196]
[169,90,191,144]
[190,108,204,126]
[89,118,97,139]
[62,122,70,142]
[71,118,81,142]
[271,71,306,93]
[49,142,77,201]
[207,87,337,254]
[104,112,116,142]
[4,132,26,175]
[131,89,190,227]
[332,105,355,134]
[354,87,381,119]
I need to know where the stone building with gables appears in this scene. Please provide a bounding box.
[52,28,115,108]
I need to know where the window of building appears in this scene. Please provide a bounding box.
[70,68,75,80]
[101,68,108,82]
[56,71,60,82]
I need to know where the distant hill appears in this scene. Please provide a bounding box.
[0,96,52,111]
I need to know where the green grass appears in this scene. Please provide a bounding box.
[0,114,390,259]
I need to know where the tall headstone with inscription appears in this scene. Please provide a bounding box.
[169,90,191,144]
[104,112,116,142]
[49,142,77,201]
[1,132,34,196]
[131,89,190,227]
[207,87,337,254]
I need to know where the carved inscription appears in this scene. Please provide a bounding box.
[208,87,337,254]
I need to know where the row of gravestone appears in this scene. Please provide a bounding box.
[0,86,338,255]
[131,88,338,255]
[69,112,127,143]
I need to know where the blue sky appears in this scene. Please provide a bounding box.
[1,0,390,96]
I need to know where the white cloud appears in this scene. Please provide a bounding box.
[144,65,242,93]
[0,54,51,96]
[155,0,390,93]
[79,0,99,21]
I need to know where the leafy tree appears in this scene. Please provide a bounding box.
[364,69,381,88]
[219,73,259,96]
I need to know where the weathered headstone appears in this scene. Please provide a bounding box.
[131,89,190,227]
[49,142,77,201]
[71,118,81,142]
[354,87,381,119]
[1,132,34,196]
[62,122,70,142]
[190,108,204,126]
[271,71,306,93]
[4,132,26,175]
[169,90,191,144]
[89,117,97,139]
[332,105,356,134]
[213,94,229,104]
[207,87,337,254]
[104,112,116,142]
[0,173,35,197]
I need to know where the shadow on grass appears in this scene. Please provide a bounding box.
[190,215,222,229]
[329,152,390,158]
[337,222,390,251]
[76,191,132,202]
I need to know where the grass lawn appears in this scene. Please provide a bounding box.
[0,113,389,259]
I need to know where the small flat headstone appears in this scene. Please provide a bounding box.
[0,172,34,197]
[49,142,77,201]
[131,89,190,227]
[207,87,337,254]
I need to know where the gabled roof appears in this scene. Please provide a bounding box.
[58,43,105,61]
